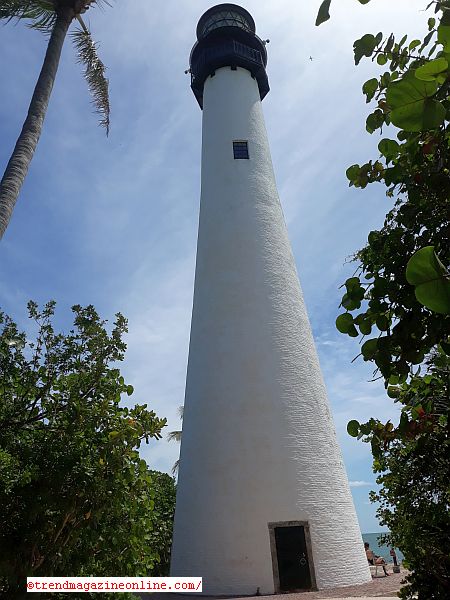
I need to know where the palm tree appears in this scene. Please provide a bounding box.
[0,1,110,240]
[167,406,183,476]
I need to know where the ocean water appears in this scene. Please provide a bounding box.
[362,532,404,563]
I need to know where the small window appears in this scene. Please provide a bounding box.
[233,140,249,159]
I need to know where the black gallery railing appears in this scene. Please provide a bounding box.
[191,39,264,85]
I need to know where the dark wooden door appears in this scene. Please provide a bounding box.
[274,525,312,591]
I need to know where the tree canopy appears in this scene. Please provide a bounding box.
[0,301,169,599]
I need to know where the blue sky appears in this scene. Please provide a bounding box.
[0,0,427,533]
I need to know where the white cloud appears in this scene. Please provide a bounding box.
[349,480,374,488]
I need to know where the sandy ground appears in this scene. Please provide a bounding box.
[139,568,406,600]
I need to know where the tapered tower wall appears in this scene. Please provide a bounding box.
[170,65,371,595]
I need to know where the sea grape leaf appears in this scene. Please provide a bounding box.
[386,72,445,131]
[363,78,378,102]
[359,319,372,335]
[437,24,450,52]
[378,138,400,161]
[366,109,385,133]
[315,0,331,26]
[406,246,450,314]
[346,164,361,184]
[345,277,361,291]
[347,420,360,437]
[415,57,448,81]
[354,34,379,65]
[336,313,354,334]
[362,338,378,360]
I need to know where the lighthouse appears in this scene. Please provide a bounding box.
[170,4,371,595]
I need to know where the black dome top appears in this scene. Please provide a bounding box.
[196,3,256,40]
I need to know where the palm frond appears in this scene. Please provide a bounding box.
[171,458,180,476]
[82,0,113,11]
[71,19,110,134]
[167,405,184,442]
[0,1,56,33]
[0,0,39,19]
[74,0,112,18]
[167,430,182,443]
[169,405,183,475]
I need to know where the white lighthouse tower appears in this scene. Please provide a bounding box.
[170,4,371,595]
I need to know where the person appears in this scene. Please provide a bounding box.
[390,547,398,566]
[364,542,389,576]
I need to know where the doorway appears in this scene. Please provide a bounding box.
[268,521,317,593]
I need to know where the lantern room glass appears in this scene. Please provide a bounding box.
[200,10,253,37]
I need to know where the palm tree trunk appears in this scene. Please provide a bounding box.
[0,7,73,240]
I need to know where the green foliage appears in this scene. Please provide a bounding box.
[338,0,450,383]
[147,471,177,576]
[415,56,448,81]
[387,73,445,131]
[377,138,400,163]
[347,419,360,437]
[315,0,371,27]
[354,32,382,66]
[0,302,168,599]
[336,312,355,334]
[352,353,450,598]
[325,1,450,596]
[315,0,331,26]
[406,246,450,314]
[362,77,378,102]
